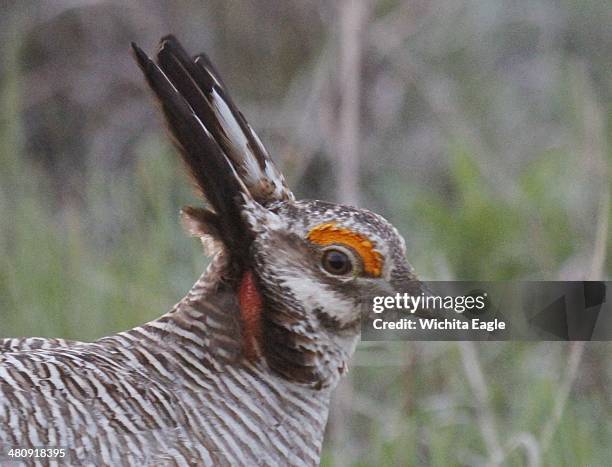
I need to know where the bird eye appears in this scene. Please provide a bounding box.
[321,248,353,276]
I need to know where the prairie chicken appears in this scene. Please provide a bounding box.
[0,36,422,466]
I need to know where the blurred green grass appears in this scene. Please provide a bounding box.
[0,12,611,467]
[0,34,204,340]
[321,342,612,466]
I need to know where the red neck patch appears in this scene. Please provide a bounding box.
[238,270,263,361]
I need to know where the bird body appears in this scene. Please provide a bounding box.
[1,268,331,465]
[0,36,421,466]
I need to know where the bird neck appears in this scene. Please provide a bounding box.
[106,256,334,462]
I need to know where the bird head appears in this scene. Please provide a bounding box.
[133,36,421,389]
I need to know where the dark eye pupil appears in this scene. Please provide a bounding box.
[322,250,352,275]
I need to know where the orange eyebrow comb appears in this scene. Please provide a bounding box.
[307,222,383,277]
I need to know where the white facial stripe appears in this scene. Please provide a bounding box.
[281,274,357,327]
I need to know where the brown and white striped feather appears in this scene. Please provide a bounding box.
[0,272,330,466]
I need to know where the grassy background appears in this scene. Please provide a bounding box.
[1,1,611,465]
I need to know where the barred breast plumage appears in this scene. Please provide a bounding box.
[0,36,422,466]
